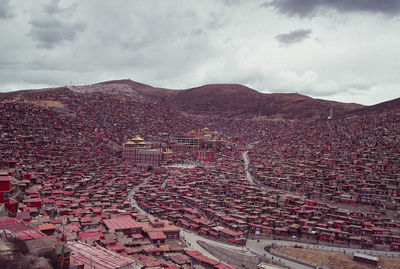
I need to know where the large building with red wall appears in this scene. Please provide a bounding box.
[0,175,11,204]
[122,136,164,167]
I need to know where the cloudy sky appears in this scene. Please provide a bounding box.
[1,0,400,105]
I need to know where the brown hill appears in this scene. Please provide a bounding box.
[0,86,71,101]
[339,97,400,118]
[92,80,364,120]
[162,83,363,119]
[0,80,176,103]
[0,79,366,119]
[95,79,178,101]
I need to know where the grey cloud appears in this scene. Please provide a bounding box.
[190,27,203,36]
[281,82,373,98]
[44,0,78,16]
[207,12,231,29]
[44,0,62,15]
[345,83,374,94]
[275,29,312,45]
[120,36,150,51]
[29,18,86,49]
[0,0,14,19]
[219,0,246,6]
[266,0,400,17]
[1,1,398,106]
[28,1,86,49]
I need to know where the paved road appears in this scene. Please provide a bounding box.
[242,151,255,185]
[252,239,400,258]
[0,204,5,217]
[180,229,245,261]
[161,178,169,189]
[180,230,312,269]
[127,175,154,218]
[247,239,314,269]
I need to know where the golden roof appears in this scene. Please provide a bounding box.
[124,135,148,147]
[130,135,145,141]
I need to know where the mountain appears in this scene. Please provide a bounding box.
[93,79,178,101]
[0,79,368,120]
[0,86,71,101]
[339,97,400,117]
[162,83,363,119]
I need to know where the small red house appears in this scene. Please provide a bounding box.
[23,198,42,208]
[38,223,57,236]
[147,231,167,244]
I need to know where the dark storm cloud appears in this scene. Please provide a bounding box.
[0,0,14,19]
[28,0,86,49]
[266,0,400,17]
[275,29,312,45]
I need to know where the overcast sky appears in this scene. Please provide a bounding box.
[1,0,400,105]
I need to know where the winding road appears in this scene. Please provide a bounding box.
[242,151,255,185]
[126,175,154,218]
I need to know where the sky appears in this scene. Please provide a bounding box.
[1,0,400,105]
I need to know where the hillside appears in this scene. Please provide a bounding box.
[94,79,179,101]
[162,83,362,119]
[0,79,371,120]
[339,97,400,118]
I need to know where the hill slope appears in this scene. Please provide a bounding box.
[0,79,366,119]
[339,97,400,117]
[162,83,362,119]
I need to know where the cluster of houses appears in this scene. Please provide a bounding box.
[0,92,399,268]
[251,113,400,210]
[132,147,400,250]
[0,101,234,268]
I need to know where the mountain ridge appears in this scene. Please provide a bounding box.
[2,79,395,120]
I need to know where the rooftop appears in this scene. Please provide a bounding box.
[103,216,142,232]
[68,241,139,269]
[147,231,167,240]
